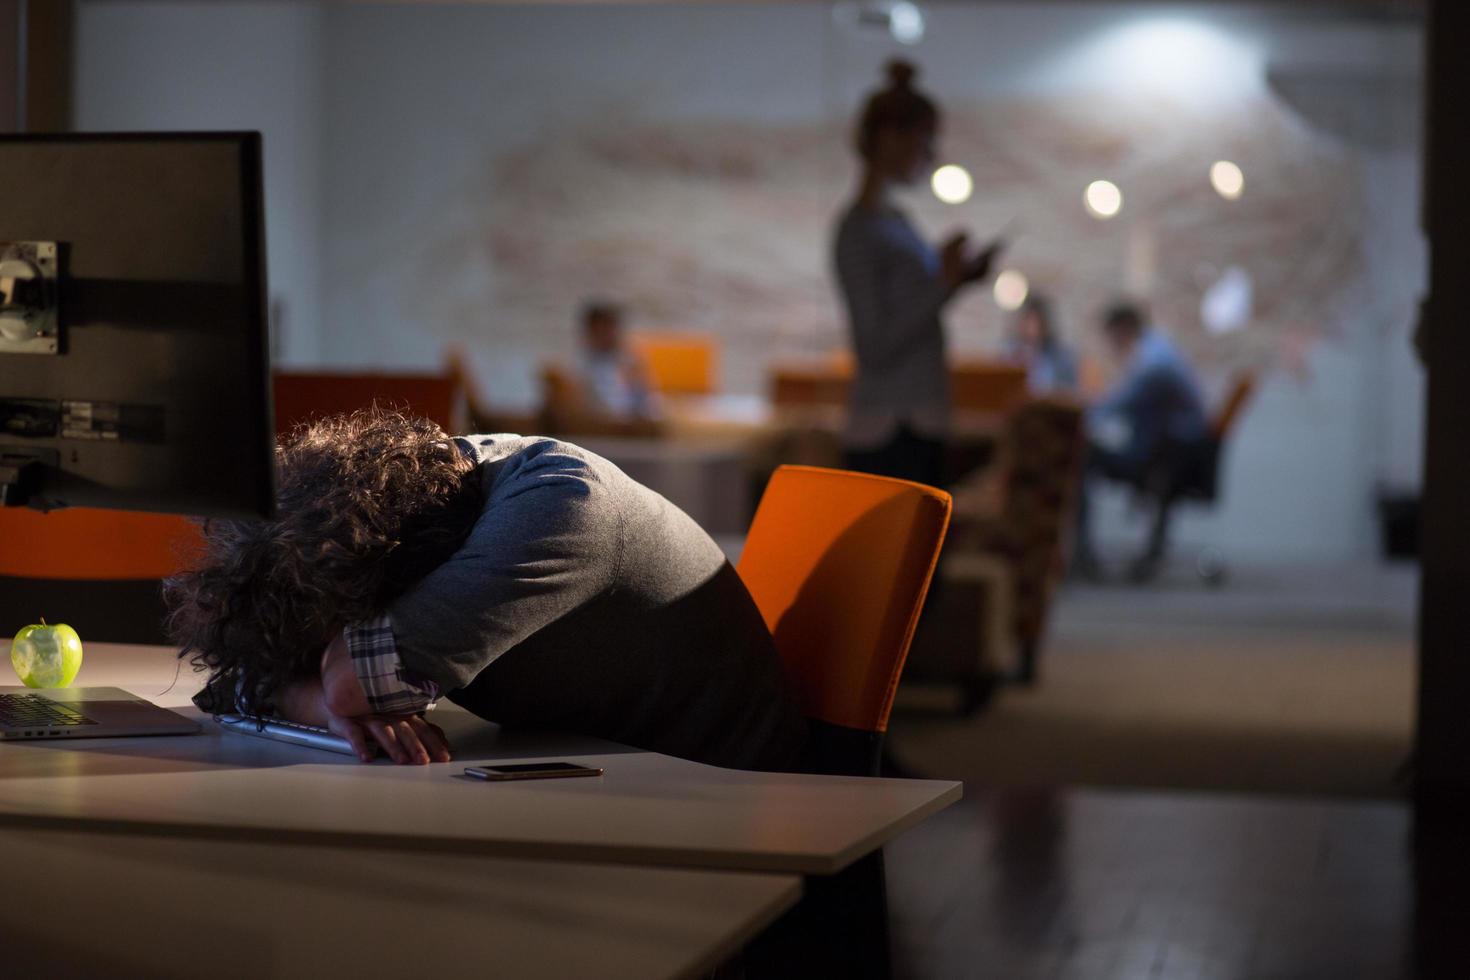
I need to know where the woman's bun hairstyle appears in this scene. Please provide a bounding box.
[855,59,938,160]
[885,59,917,90]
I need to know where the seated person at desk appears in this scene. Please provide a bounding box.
[1006,293,1077,395]
[167,410,807,770]
[1074,300,1209,579]
[578,300,659,420]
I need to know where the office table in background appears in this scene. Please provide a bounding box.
[574,435,754,535]
[0,644,962,874]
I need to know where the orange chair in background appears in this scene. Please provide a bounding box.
[0,508,206,643]
[737,465,951,776]
[272,370,461,436]
[630,332,718,396]
[0,509,204,581]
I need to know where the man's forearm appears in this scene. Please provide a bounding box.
[272,677,334,728]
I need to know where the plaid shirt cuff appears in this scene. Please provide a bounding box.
[342,615,440,715]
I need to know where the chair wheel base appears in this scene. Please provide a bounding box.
[1196,547,1229,586]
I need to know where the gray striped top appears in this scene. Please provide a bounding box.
[832,203,952,448]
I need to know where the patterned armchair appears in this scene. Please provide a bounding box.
[905,399,1087,711]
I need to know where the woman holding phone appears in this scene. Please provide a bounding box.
[832,60,1001,486]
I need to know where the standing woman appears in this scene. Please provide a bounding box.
[833,60,999,486]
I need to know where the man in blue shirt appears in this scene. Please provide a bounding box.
[1075,301,1210,581]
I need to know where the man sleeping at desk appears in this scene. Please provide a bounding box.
[166,410,807,771]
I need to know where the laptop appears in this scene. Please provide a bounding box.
[0,687,200,740]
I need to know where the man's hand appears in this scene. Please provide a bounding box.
[273,635,453,765]
[324,709,452,766]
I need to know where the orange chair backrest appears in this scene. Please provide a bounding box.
[630,333,718,395]
[950,359,1030,414]
[272,371,459,436]
[1212,373,1256,441]
[0,507,205,580]
[737,466,952,733]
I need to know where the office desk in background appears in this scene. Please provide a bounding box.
[0,643,962,874]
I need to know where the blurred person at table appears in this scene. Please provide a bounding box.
[1074,300,1209,580]
[578,299,659,420]
[832,59,1002,487]
[1006,292,1078,395]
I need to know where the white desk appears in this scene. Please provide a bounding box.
[0,826,800,980]
[0,644,962,875]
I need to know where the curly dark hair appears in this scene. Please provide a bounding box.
[165,409,484,717]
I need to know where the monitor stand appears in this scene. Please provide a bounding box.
[0,447,54,507]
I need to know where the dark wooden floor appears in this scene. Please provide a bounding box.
[882,785,1470,980]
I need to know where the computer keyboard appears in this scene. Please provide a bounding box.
[0,693,96,728]
[215,713,372,757]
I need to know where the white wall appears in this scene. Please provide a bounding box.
[70,2,1427,563]
[1117,12,1427,562]
[317,3,832,395]
[73,1,325,366]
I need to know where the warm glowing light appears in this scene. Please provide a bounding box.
[888,1,925,44]
[993,270,1029,311]
[1084,179,1123,219]
[931,164,973,205]
[1210,160,1244,200]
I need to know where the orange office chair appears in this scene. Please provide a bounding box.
[0,508,206,643]
[629,332,719,395]
[736,465,949,980]
[737,465,951,776]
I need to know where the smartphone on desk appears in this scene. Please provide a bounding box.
[464,762,604,782]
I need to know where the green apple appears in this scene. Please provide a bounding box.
[10,619,83,689]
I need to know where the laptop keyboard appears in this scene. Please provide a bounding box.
[0,693,97,729]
